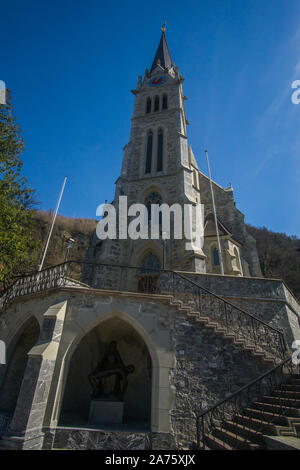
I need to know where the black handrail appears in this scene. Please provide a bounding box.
[196,357,298,449]
[171,271,287,360]
[176,272,285,337]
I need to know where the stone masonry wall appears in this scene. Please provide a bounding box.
[169,309,269,448]
[180,272,300,345]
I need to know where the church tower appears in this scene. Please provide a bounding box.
[86,26,262,282]
[87,26,207,277]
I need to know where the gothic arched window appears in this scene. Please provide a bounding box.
[162,94,168,110]
[157,129,163,172]
[146,97,151,114]
[154,96,159,112]
[145,131,153,174]
[145,192,162,222]
[140,252,161,274]
[213,247,220,266]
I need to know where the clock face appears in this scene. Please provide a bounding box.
[148,76,166,87]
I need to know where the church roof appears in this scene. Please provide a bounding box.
[204,213,243,246]
[204,214,232,238]
[150,30,172,74]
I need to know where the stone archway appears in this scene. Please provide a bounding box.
[0,316,40,419]
[59,316,152,429]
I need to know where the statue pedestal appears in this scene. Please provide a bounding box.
[89,400,124,426]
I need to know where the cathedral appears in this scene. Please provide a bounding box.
[0,29,300,451]
[85,27,261,279]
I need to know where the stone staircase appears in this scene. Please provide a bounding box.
[201,374,300,450]
[169,298,280,366]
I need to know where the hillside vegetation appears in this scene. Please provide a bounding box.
[32,210,97,269]
[246,224,300,300]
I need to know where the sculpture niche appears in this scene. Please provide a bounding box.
[88,341,135,401]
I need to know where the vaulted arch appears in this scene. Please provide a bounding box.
[57,312,161,430]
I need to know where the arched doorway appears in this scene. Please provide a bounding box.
[59,316,152,430]
[0,317,40,428]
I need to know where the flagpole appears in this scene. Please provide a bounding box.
[205,150,224,275]
[38,176,67,272]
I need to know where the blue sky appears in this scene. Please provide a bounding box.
[2,0,300,236]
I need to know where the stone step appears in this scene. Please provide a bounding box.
[213,426,261,450]
[170,300,181,306]
[263,395,300,408]
[197,443,214,450]
[204,322,219,329]
[170,297,283,368]
[241,344,256,352]
[244,407,295,426]
[195,316,210,324]
[233,338,246,345]
[261,356,277,365]
[252,402,300,418]
[280,384,300,392]
[214,327,227,334]
[224,420,266,445]
[286,377,300,385]
[186,311,199,319]
[233,413,282,434]
[273,389,300,399]
[223,333,236,340]
[203,434,234,450]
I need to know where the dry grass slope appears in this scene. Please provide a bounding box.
[33,210,97,269]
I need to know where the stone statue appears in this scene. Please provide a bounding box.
[88,341,134,401]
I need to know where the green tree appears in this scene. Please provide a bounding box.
[0,89,39,288]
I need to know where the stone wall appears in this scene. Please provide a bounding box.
[169,309,269,448]
[179,272,300,345]
[45,427,175,450]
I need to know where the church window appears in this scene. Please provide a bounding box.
[157,129,163,172]
[162,94,168,110]
[140,252,161,274]
[146,97,151,114]
[213,247,220,266]
[145,131,153,173]
[154,96,159,112]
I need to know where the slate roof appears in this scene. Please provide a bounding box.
[150,31,172,74]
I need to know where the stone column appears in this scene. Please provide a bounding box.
[0,300,67,450]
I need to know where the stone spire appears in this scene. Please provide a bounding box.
[150,24,172,74]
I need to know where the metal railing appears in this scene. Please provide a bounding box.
[172,272,287,360]
[0,261,287,361]
[196,357,299,450]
